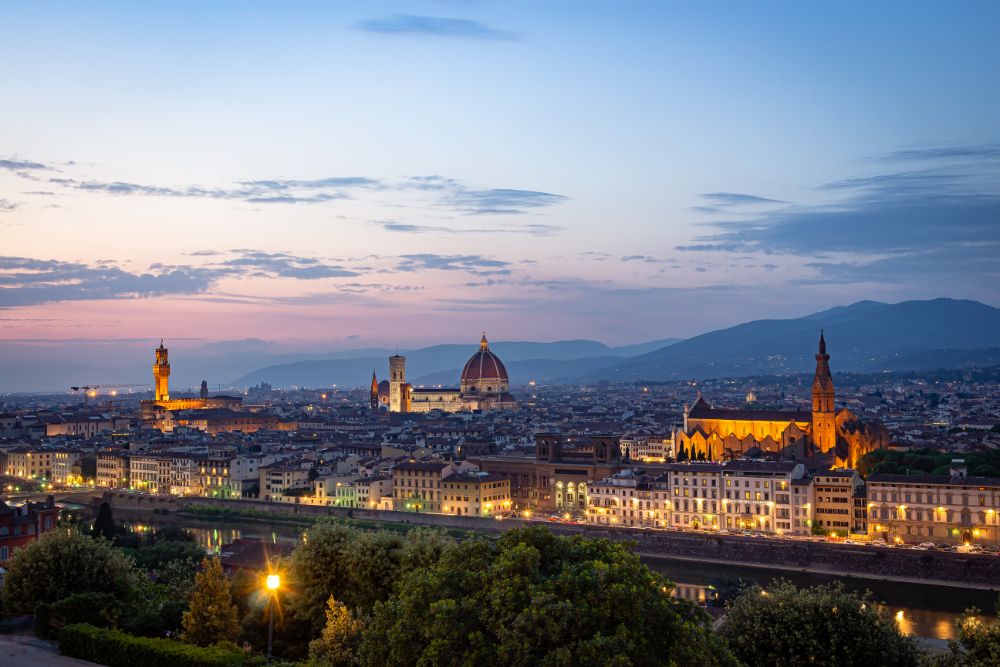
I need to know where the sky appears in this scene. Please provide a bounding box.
[2,0,999,357]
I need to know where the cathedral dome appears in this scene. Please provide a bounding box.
[461,335,509,389]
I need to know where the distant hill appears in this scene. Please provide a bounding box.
[588,298,1000,381]
[229,338,681,388]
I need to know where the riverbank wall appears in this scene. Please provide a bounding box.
[93,491,1000,588]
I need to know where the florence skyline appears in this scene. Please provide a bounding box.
[2,1,999,350]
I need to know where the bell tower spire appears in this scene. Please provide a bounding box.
[811,331,836,453]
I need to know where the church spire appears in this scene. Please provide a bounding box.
[811,330,836,453]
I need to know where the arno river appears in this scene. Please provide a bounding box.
[121,513,996,642]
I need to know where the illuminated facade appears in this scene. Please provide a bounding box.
[375,335,517,413]
[586,470,671,528]
[441,472,511,516]
[867,461,1000,546]
[140,341,242,423]
[674,333,886,467]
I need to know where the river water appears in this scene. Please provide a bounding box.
[121,514,994,641]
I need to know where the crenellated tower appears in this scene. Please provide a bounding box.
[811,331,836,453]
[153,340,171,402]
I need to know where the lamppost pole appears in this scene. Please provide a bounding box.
[265,573,280,663]
[267,596,274,663]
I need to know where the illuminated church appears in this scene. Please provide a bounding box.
[674,333,886,468]
[371,335,517,413]
[140,341,242,421]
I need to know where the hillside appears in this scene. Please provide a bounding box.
[589,298,1000,381]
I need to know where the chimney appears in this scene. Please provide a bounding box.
[950,459,968,478]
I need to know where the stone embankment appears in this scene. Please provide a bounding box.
[94,491,1000,588]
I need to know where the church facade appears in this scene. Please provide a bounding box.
[674,333,886,468]
[372,335,517,414]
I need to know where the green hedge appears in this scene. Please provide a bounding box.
[58,623,256,667]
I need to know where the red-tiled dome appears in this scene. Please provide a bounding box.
[461,335,509,383]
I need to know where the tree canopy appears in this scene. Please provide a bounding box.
[718,580,923,667]
[2,530,142,614]
[359,526,736,667]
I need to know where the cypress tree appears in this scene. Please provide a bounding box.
[181,557,239,646]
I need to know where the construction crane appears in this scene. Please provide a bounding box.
[71,384,148,407]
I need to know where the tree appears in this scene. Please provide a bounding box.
[359,526,736,667]
[937,604,1000,666]
[285,519,456,643]
[92,501,117,541]
[2,530,141,614]
[181,557,239,647]
[308,596,363,667]
[718,580,924,667]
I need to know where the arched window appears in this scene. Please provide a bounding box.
[0,547,8,562]
[0,527,8,537]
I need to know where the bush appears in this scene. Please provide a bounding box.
[59,623,256,667]
[34,592,124,639]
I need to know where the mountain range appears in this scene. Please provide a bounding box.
[3,298,998,393]
[232,298,1000,387]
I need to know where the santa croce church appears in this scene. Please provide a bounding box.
[673,333,887,468]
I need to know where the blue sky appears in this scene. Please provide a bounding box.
[1,1,998,350]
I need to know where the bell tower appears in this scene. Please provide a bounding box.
[153,340,170,402]
[370,370,379,412]
[811,331,836,453]
[388,354,408,413]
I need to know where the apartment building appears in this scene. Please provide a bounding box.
[813,469,861,536]
[441,472,511,517]
[586,469,670,527]
[667,462,724,530]
[867,461,1000,546]
[720,461,807,534]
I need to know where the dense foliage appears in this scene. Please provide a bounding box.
[359,527,736,666]
[718,580,923,667]
[862,448,1000,478]
[2,530,142,614]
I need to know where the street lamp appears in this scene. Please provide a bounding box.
[265,573,280,663]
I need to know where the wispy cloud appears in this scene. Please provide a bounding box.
[0,256,229,307]
[677,146,1000,285]
[0,157,48,172]
[447,187,565,215]
[373,220,562,236]
[700,192,786,206]
[872,144,1000,163]
[216,251,361,279]
[356,14,519,41]
[28,160,567,216]
[394,254,511,276]
[0,199,18,212]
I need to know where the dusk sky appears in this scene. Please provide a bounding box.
[3,1,999,353]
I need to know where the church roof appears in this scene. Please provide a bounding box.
[687,401,811,423]
[460,335,509,383]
